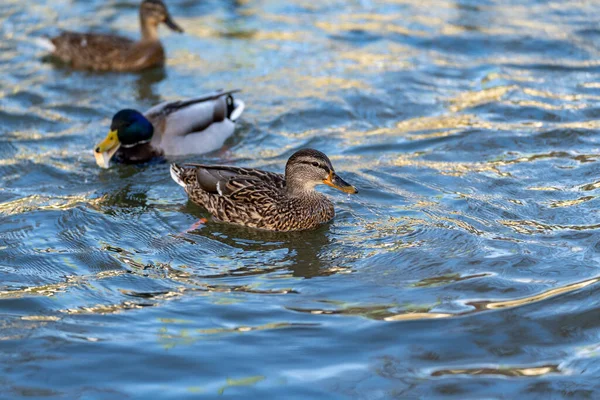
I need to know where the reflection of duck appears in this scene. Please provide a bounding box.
[43,0,183,72]
[185,219,336,278]
[134,67,166,103]
[94,89,245,168]
[170,149,358,231]
[102,184,148,214]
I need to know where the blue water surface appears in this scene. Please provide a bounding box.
[2,0,600,398]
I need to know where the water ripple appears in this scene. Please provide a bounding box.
[2,0,600,398]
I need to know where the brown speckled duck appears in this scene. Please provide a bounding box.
[43,0,183,71]
[170,149,358,232]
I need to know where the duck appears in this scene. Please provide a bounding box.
[94,89,245,168]
[169,149,358,232]
[43,0,183,71]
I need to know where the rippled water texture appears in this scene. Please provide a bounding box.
[3,0,600,398]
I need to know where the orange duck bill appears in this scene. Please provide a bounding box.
[322,171,358,194]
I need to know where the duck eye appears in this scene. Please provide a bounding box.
[311,162,319,168]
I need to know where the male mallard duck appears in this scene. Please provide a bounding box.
[44,0,183,71]
[170,149,358,231]
[94,89,244,168]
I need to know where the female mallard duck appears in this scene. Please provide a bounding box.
[44,0,183,71]
[170,149,358,232]
[94,89,244,168]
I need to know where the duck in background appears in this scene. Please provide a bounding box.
[94,89,244,168]
[170,149,358,232]
[41,0,183,71]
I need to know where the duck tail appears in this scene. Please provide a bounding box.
[170,163,193,187]
[170,163,198,187]
[33,36,56,52]
[226,93,245,122]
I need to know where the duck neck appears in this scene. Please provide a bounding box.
[286,179,321,199]
[140,16,159,41]
[116,141,161,164]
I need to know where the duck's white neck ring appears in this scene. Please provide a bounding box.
[121,139,151,148]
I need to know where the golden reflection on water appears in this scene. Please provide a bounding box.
[385,149,599,180]
[20,315,60,321]
[303,76,369,90]
[549,196,595,208]
[411,273,490,288]
[62,301,151,315]
[396,114,473,135]
[522,88,600,102]
[384,312,452,321]
[432,364,559,377]
[0,193,103,215]
[0,316,58,341]
[288,275,600,322]
[391,154,511,178]
[468,276,600,311]
[196,321,318,336]
[580,180,600,191]
[0,270,126,299]
[158,322,317,349]
[426,212,485,236]
[332,45,414,71]
[500,219,600,235]
[512,99,587,111]
[449,85,517,113]
[11,244,301,316]
[187,375,266,396]
[216,376,265,395]
[581,82,600,89]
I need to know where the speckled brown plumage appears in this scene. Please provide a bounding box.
[50,33,165,72]
[48,0,182,72]
[170,149,358,232]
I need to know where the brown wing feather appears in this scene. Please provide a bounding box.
[225,177,277,200]
[185,164,286,192]
[195,167,244,194]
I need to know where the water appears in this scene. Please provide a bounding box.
[2,0,600,398]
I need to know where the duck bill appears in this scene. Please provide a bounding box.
[323,171,358,194]
[164,15,184,33]
[94,130,121,169]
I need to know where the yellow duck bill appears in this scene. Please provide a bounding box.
[94,130,121,169]
[323,171,358,194]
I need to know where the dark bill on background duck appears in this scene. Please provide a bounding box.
[164,13,183,32]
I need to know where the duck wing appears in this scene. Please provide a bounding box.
[159,89,242,117]
[190,165,285,199]
[50,32,134,65]
[145,89,242,137]
[145,90,245,156]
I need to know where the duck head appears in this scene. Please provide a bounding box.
[285,149,358,195]
[94,109,154,168]
[140,0,184,37]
